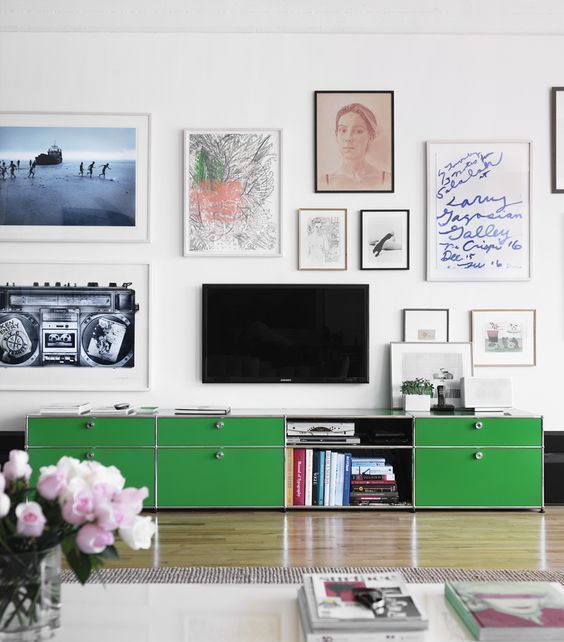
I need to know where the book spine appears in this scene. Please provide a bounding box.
[293,449,306,506]
[343,453,352,506]
[323,451,331,507]
[285,448,294,507]
[350,479,397,485]
[329,451,339,506]
[318,450,326,506]
[351,474,395,481]
[350,486,398,493]
[312,450,320,506]
[444,583,479,640]
[305,449,313,506]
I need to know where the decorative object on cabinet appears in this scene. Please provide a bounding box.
[551,87,564,193]
[184,129,281,257]
[0,112,150,243]
[298,208,347,270]
[0,262,150,391]
[360,209,409,270]
[314,91,394,193]
[461,377,513,411]
[401,378,434,412]
[390,342,473,409]
[426,140,531,282]
[403,308,449,342]
[470,309,536,366]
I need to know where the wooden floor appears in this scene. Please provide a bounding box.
[109,507,564,570]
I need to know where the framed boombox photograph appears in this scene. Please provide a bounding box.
[0,262,150,390]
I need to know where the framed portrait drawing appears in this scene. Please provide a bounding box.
[0,262,150,390]
[298,208,347,270]
[552,87,564,192]
[0,112,150,243]
[390,342,473,409]
[403,309,449,342]
[315,91,394,193]
[184,129,282,257]
[471,309,536,366]
[427,140,531,282]
[360,209,409,270]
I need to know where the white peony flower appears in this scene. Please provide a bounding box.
[0,493,10,517]
[119,515,156,550]
[3,450,32,482]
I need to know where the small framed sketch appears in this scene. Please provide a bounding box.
[360,209,409,270]
[552,88,564,192]
[403,309,449,342]
[315,91,394,193]
[298,208,347,270]
[471,309,536,366]
[184,129,282,257]
[390,342,473,409]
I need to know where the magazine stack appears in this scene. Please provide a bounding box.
[297,572,428,642]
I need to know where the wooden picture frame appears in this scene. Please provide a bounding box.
[298,208,347,270]
[471,309,536,367]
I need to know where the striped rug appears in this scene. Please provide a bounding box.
[61,566,564,584]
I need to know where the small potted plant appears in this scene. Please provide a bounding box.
[401,378,434,412]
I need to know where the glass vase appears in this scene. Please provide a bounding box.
[0,546,61,641]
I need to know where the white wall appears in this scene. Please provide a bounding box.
[0,32,562,430]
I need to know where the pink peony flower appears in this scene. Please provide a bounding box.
[94,500,126,531]
[119,515,155,550]
[37,465,67,500]
[0,493,10,518]
[61,488,95,525]
[3,450,32,482]
[114,487,149,524]
[76,523,114,554]
[0,472,6,494]
[15,502,46,537]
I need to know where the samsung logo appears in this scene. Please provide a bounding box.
[280,378,292,382]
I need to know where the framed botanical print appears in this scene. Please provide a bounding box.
[471,309,536,366]
[426,140,531,281]
[360,209,409,270]
[403,309,449,342]
[315,91,394,193]
[298,208,347,270]
[184,129,282,256]
[0,112,150,243]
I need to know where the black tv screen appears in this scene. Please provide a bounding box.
[202,284,369,383]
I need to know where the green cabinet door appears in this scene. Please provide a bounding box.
[157,417,284,446]
[415,448,542,507]
[158,448,284,507]
[27,448,155,506]
[415,418,541,447]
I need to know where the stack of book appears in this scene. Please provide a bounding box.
[445,581,564,640]
[349,457,399,506]
[297,572,428,641]
[39,402,91,415]
[174,405,231,415]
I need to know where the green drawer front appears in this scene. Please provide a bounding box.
[415,417,541,446]
[157,417,284,446]
[415,448,542,507]
[27,417,155,447]
[157,447,284,507]
[27,447,155,506]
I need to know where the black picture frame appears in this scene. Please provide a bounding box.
[360,209,409,270]
[314,90,395,193]
[551,87,564,193]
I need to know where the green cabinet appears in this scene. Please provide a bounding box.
[158,417,284,446]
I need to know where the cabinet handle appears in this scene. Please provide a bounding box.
[86,451,95,461]
[474,451,484,460]
[85,422,95,429]
[215,451,225,460]
[474,421,483,430]
[215,421,224,430]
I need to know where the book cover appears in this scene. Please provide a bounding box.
[329,451,339,506]
[351,464,394,476]
[445,581,564,641]
[335,453,345,507]
[285,449,294,506]
[312,450,321,506]
[293,449,306,506]
[343,453,352,506]
[305,449,313,506]
[352,473,395,481]
[318,450,326,506]
[323,451,332,507]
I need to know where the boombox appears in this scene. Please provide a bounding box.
[0,283,138,368]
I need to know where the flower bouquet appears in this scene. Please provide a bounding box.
[0,449,155,639]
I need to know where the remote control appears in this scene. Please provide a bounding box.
[114,403,130,410]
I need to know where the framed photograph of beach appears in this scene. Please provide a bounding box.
[298,208,347,270]
[0,112,150,243]
[0,261,150,390]
[360,209,409,270]
[184,129,282,256]
[471,309,536,366]
[315,91,394,193]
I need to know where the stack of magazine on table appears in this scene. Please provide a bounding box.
[39,402,91,415]
[445,581,564,640]
[297,572,428,641]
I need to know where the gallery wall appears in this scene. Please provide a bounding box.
[0,31,562,430]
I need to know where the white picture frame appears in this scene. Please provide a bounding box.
[298,208,347,270]
[390,341,473,409]
[184,129,282,257]
[0,112,150,243]
[0,262,150,390]
[426,140,531,281]
[471,309,536,367]
[403,308,449,342]
[552,87,564,193]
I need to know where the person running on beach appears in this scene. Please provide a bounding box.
[87,161,95,178]
[79,162,84,177]
[28,160,36,178]
[9,162,16,179]
[0,163,6,180]
[17,160,20,171]
[99,163,110,178]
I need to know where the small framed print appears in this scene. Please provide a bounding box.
[298,208,347,270]
[403,309,449,342]
[360,209,409,270]
[471,309,536,366]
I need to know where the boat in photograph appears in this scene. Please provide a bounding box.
[35,143,63,165]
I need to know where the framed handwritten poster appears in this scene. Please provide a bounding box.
[426,141,531,281]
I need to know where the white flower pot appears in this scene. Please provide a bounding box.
[403,394,431,412]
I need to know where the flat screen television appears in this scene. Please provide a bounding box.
[202,284,369,383]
